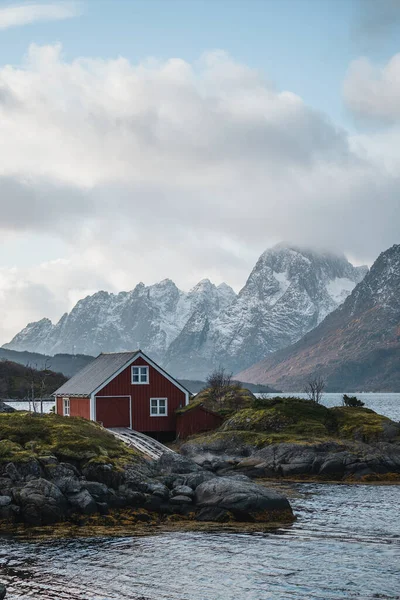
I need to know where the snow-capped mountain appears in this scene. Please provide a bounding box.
[164,244,368,376]
[3,244,367,378]
[236,244,400,391]
[4,278,236,363]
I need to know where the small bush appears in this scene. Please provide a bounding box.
[342,394,365,407]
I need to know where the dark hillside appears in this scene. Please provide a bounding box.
[0,348,94,377]
[0,360,67,399]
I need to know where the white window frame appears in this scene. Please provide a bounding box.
[150,397,168,417]
[131,365,149,385]
[63,397,70,417]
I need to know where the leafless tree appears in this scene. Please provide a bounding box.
[205,366,234,408]
[304,375,325,404]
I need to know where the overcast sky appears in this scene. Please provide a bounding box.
[0,0,399,344]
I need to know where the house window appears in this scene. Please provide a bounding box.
[131,365,149,384]
[150,398,168,416]
[63,397,70,417]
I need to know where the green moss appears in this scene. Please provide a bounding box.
[175,399,203,414]
[222,397,337,438]
[185,397,400,449]
[331,406,398,443]
[0,412,138,466]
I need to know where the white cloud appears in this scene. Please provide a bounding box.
[344,54,400,123]
[0,2,81,29]
[0,45,398,344]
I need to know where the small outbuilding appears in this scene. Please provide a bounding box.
[176,402,224,439]
[53,350,191,438]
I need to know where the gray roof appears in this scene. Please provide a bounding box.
[53,351,139,396]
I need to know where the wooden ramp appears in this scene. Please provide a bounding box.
[108,427,175,460]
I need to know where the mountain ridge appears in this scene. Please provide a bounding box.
[235,244,400,391]
[4,244,368,379]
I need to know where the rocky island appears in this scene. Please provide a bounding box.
[0,411,292,528]
[180,396,400,481]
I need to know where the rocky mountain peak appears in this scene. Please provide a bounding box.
[3,244,370,378]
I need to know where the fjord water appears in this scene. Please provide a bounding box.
[1,483,399,599]
[1,393,399,599]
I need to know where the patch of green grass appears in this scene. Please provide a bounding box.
[188,429,321,449]
[175,399,203,414]
[331,406,398,443]
[0,412,138,467]
[222,397,337,438]
[186,397,400,448]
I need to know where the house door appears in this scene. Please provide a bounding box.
[96,396,131,428]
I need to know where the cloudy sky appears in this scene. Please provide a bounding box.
[0,0,399,344]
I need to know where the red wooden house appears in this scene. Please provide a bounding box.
[53,351,191,438]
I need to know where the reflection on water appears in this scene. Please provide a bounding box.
[1,483,399,599]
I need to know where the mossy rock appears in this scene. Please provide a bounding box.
[0,412,138,467]
[187,386,255,414]
[331,406,400,443]
[186,397,400,448]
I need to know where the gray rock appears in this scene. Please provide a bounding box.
[82,463,123,489]
[170,495,193,505]
[195,477,292,522]
[183,471,216,489]
[4,463,19,482]
[66,489,97,515]
[0,400,15,413]
[148,483,169,499]
[0,496,12,507]
[171,485,194,498]
[157,453,201,474]
[56,476,82,495]
[83,481,110,502]
[195,507,230,522]
[0,583,6,599]
[13,478,67,525]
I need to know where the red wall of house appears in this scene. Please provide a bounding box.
[176,405,223,439]
[96,396,130,428]
[56,396,90,419]
[95,357,187,432]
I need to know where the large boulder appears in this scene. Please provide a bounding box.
[0,583,6,599]
[0,401,15,413]
[157,452,201,474]
[13,478,67,525]
[195,477,293,522]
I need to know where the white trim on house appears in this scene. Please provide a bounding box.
[63,397,70,417]
[150,397,168,417]
[90,393,95,421]
[131,365,149,385]
[92,351,191,405]
[95,395,132,428]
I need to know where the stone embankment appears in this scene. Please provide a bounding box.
[180,438,400,481]
[0,452,293,527]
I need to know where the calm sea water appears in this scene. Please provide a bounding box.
[0,483,399,599]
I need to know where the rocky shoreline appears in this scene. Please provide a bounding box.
[0,451,293,528]
[181,438,400,481]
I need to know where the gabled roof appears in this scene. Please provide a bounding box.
[53,350,192,398]
[53,351,139,397]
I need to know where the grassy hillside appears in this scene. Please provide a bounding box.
[0,412,136,466]
[0,360,67,399]
[187,397,400,447]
